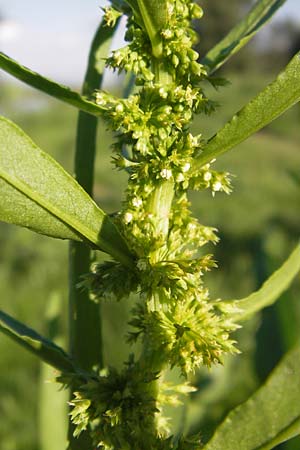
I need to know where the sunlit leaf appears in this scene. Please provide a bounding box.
[0,116,133,266]
[203,345,300,450]
[202,0,286,73]
[193,52,300,170]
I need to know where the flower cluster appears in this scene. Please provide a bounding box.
[160,1,205,82]
[128,258,240,375]
[89,0,236,373]
[80,260,139,302]
[65,361,198,450]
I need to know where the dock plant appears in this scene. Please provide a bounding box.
[0,0,300,449]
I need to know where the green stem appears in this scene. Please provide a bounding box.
[135,60,175,444]
[68,20,118,450]
[147,180,174,263]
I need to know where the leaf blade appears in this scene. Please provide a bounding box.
[0,310,75,373]
[227,242,300,322]
[193,52,300,170]
[0,115,133,266]
[136,0,167,57]
[0,52,106,116]
[203,345,300,450]
[202,0,286,74]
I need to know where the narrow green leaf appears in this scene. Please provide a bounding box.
[0,310,75,373]
[0,52,107,116]
[136,0,167,57]
[203,345,300,450]
[0,115,134,267]
[258,418,300,450]
[227,242,300,322]
[202,0,286,73]
[193,52,300,170]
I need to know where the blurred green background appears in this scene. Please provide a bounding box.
[0,1,300,449]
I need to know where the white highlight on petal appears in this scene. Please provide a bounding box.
[124,212,133,223]
[160,168,172,179]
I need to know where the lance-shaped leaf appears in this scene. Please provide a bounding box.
[0,310,75,373]
[135,0,168,57]
[193,52,300,170]
[202,0,286,74]
[202,345,300,450]
[0,116,133,267]
[0,52,108,116]
[226,241,300,322]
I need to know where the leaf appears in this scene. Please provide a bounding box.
[193,52,300,170]
[202,0,286,74]
[0,310,75,373]
[0,116,134,267]
[0,52,107,116]
[136,0,168,57]
[202,345,300,450]
[227,241,300,322]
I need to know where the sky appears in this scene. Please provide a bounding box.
[0,0,300,86]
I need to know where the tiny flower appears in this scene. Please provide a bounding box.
[203,171,212,181]
[182,162,190,172]
[212,181,222,192]
[112,50,123,65]
[187,222,197,231]
[176,173,185,182]
[161,28,173,39]
[160,168,172,179]
[136,140,147,154]
[115,103,124,113]
[95,93,106,106]
[132,197,143,207]
[158,87,168,98]
[103,6,122,27]
[124,212,133,224]
[188,133,199,147]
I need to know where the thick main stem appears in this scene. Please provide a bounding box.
[137,60,175,443]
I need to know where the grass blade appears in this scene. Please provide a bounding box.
[193,52,300,170]
[0,310,75,373]
[202,0,286,74]
[203,345,300,450]
[0,115,133,267]
[0,52,107,116]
